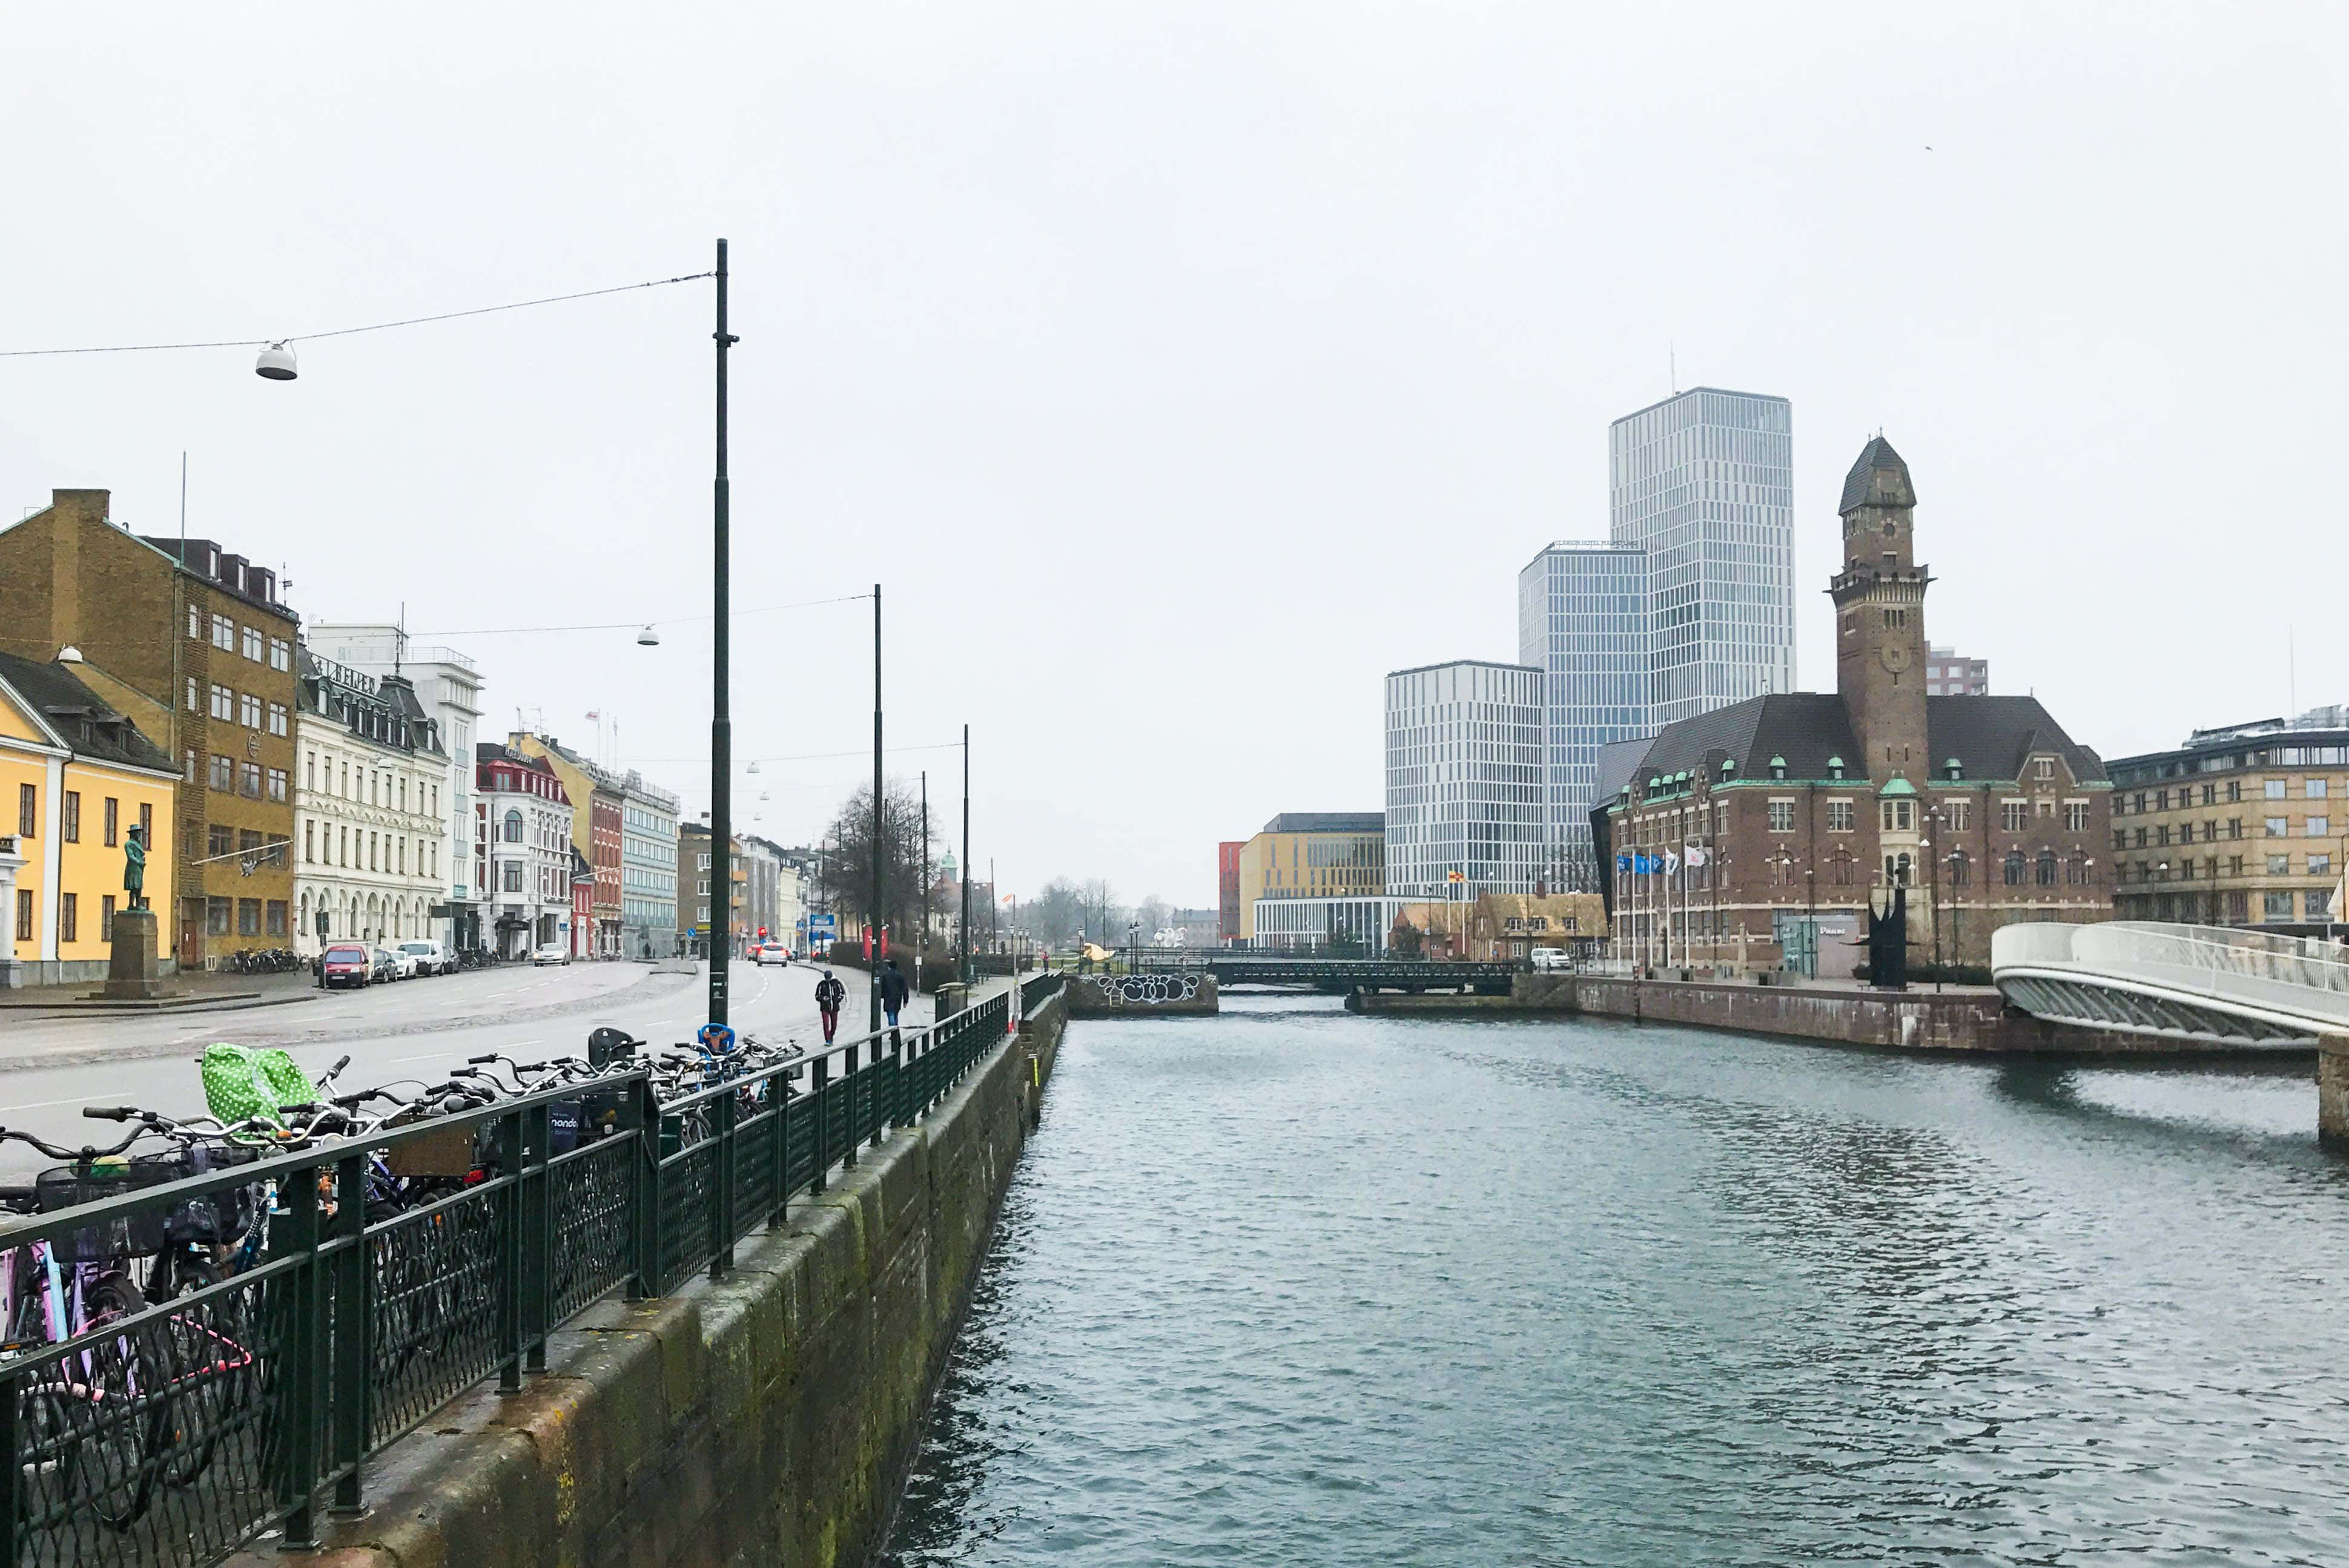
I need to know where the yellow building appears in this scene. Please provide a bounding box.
[0,651,179,986]
[1392,892,1607,961]
[1234,812,1385,941]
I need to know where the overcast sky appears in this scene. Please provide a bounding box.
[7,4,2344,909]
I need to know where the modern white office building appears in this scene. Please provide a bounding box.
[309,624,485,952]
[1383,660,1546,900]
[1519,541,1650,890]
[1608,387,1794,728]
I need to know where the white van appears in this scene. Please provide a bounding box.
[398,939,451,976]
[1530,947,1574,972]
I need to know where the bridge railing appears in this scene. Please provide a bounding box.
[0,975,1061,1568]
[1994,921,2349,1029]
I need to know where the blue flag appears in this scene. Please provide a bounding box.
[1616,854,1631,874]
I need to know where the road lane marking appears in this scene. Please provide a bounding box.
[0,1095,112,1114]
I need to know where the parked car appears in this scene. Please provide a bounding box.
[399,939,451,976]
[532,943,569,966]
[1531,947,1574,972]
[321,943,372,989]
[755,943,790,967]
[369,947,403,983]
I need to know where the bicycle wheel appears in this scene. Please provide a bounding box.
[64,1322,153,1531]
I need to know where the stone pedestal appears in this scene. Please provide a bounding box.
[2319,1034,2349,1150]
[102,908,166,1001]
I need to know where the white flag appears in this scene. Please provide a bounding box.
[1683,843,1708,868]
[1664,850,1680,876]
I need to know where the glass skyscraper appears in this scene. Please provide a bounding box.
[1517,542,1650,889]
[1383,660,1546,900]
[1608,387,1794,727]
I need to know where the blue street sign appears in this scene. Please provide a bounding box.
[810,914,838,937]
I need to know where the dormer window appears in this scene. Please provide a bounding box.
[1828,756,1845,781]
[2033,756,2056,780]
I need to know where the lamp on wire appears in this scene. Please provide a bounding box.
[636,625,659,647]
[255,342,297,381]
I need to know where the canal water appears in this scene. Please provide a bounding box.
[879,995,2349,1566]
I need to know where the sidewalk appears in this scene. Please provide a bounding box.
[0,966,318,1015]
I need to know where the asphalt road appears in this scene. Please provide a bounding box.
[0,958,898,1180]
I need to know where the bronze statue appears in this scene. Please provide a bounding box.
[123,825,147,911]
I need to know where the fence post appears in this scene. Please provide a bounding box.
[712,1085,737,1279]
[629,1075,662,1299]
[870,1034,888,1147]
[841,1044,859,1171]
[770,1075,791,1230]
[887,1027,906,1130]
[497,1108,524,1393]
[332,1149,370,1514]
[523,1100,552,1374]
[278,1159,325,1549]
[809,1052,830,1195]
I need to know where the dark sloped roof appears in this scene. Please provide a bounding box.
[1605,690,2107,799]
[1262,812,1383,835]
[1926,696,2107,783]
[0,651,176,774]
[1622,693,1864,788]
[1839,435,1915,515]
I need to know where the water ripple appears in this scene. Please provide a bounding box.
[880,1007,2349,1567]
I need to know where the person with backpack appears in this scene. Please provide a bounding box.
[877,958,911,1032]
[814,969,846,1044]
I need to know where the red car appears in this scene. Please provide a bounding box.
[320,943,372,989]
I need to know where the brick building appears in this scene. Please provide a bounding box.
[0,491,300,967]
[510,733,627,957]
[1597,438,2113,973]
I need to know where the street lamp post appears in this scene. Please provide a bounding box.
[707,239,738,1028]
[870,583,884,1035]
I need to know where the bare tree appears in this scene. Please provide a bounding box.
[821,779,933,943]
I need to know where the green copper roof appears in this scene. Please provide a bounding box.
[1879,776,1918,796]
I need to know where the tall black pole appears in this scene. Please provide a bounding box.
[960,725,971,988]
[870,582,884,1033]
[709,237,737,1025]
[919,771,929,996]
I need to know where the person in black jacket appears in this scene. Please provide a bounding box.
[814,969,846,1044]
[877,958,911,1031]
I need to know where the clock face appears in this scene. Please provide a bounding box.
[1880,642,1912,674]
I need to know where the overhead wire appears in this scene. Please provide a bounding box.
[0,271,716,358]
[411,591,869,638]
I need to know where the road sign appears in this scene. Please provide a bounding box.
[810,914,837,937]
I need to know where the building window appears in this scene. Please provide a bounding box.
[2311,854,2333,877]
[1943,800,1971,834]
[2003,851,2026,886]
[188,605,201,641]
[267,702,288,737]
[206,897,231,936]
[305,822,315,862]
[101,895,115,943]
[268,637,291,671]
[1880,799,1914,832]
[2264,892,2296,921]
[59,893,76,945]
[210,684,233,720]
[185,677,198,712]
[266,769,288,804]
[2065,856,2089,886]
[2035,851,2057,886]
[61,791,79,843]
[102,796,118,847]
[2064,802,2090,831]
[2310,891,2333,920]
[237,692,258,728]
[211,614,235,650]
[1947,849,1969,886]
[241,625,263,662]
[2001,801,2029,832]
[2310,817,2331,838]
[240,762,262,799]
[266,901,288,937]
[237,898,261,937]
[210,754,234,792]
[2267,855,2290,876]
[2155,825,2171,848]
[2227,818,2244,839]
[2265,817,2288,838]
[503,863,523,892]
[209,823,233,858]
[2310,779,2331,800]
[1767,802,1794,833]
[17,782,34,837]
[2266,780,2287,799]
[503,809,523,843]
[185,750,197,783]
[2035,757,2055,780]
[1826,801,1854,832]
[13,889,28,943]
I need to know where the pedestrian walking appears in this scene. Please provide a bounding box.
[878,957,910,1032]
[814,967,845,1044]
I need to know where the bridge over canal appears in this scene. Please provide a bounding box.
[1131,952,1519,993]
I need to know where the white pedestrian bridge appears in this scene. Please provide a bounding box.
[1992,922,2349,1046]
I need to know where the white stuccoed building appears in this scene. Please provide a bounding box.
[474,742,574,958]
[292,648,451,954]
[308,624,484,954]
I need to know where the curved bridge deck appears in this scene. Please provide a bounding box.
[1126,953,1518,993]
[1992,922,2349,1046]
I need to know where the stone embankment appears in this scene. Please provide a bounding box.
[1350,972,2253,1056]
[1065,971,1220,1017]
[248,989,1067,1568]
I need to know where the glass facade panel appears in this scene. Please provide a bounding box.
[1518,542,1648,888]
[1383,660,1545,900]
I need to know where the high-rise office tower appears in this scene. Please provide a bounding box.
[1518,542,1650,889]
[1383,660,1546,900]
[1609,387,1794,727]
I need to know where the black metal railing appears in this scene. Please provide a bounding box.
[0,978,1056,1568]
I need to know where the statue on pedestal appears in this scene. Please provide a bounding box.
[124,825,147,911]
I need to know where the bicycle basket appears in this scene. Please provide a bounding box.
[131,1147,257,1245]
[35,1161,174,1262]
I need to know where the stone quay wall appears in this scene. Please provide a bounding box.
[1352,973,2226,1056]
[249,989,1067,1568]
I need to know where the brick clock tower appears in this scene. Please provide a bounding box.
[1831,436,1931,782]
